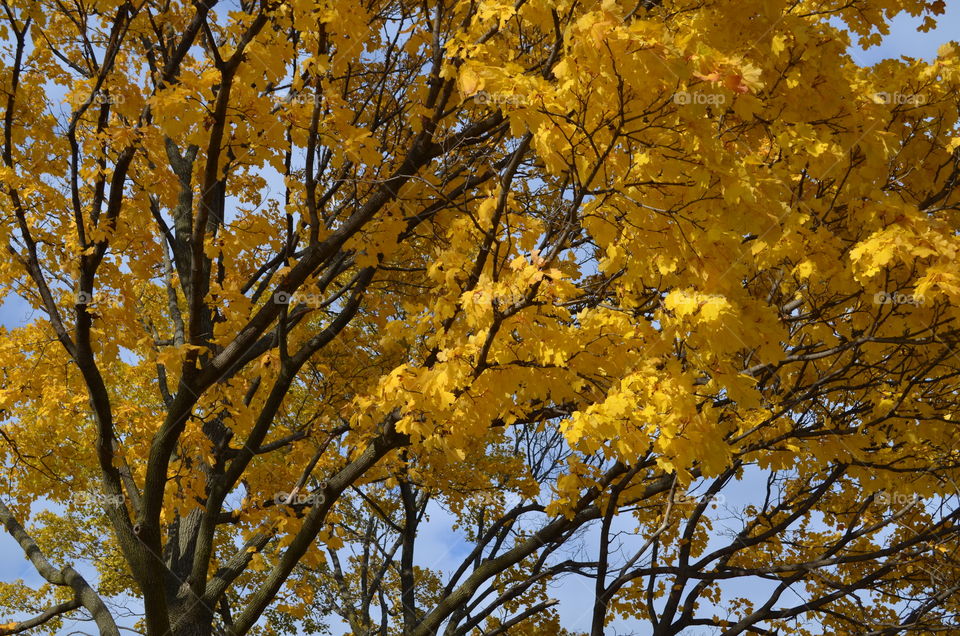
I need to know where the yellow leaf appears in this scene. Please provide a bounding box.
[459,66,483,97]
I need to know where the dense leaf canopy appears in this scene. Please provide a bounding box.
[1,0,960,634]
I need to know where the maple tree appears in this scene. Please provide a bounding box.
[2,0,960,633]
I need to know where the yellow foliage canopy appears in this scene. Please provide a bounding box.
[0,0,959,634]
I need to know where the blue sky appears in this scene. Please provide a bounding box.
[1,5,958,635]
[854,3,960,64]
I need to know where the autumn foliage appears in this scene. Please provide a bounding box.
[1,0,960,634]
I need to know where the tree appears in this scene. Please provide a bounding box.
[1,0,960,633]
